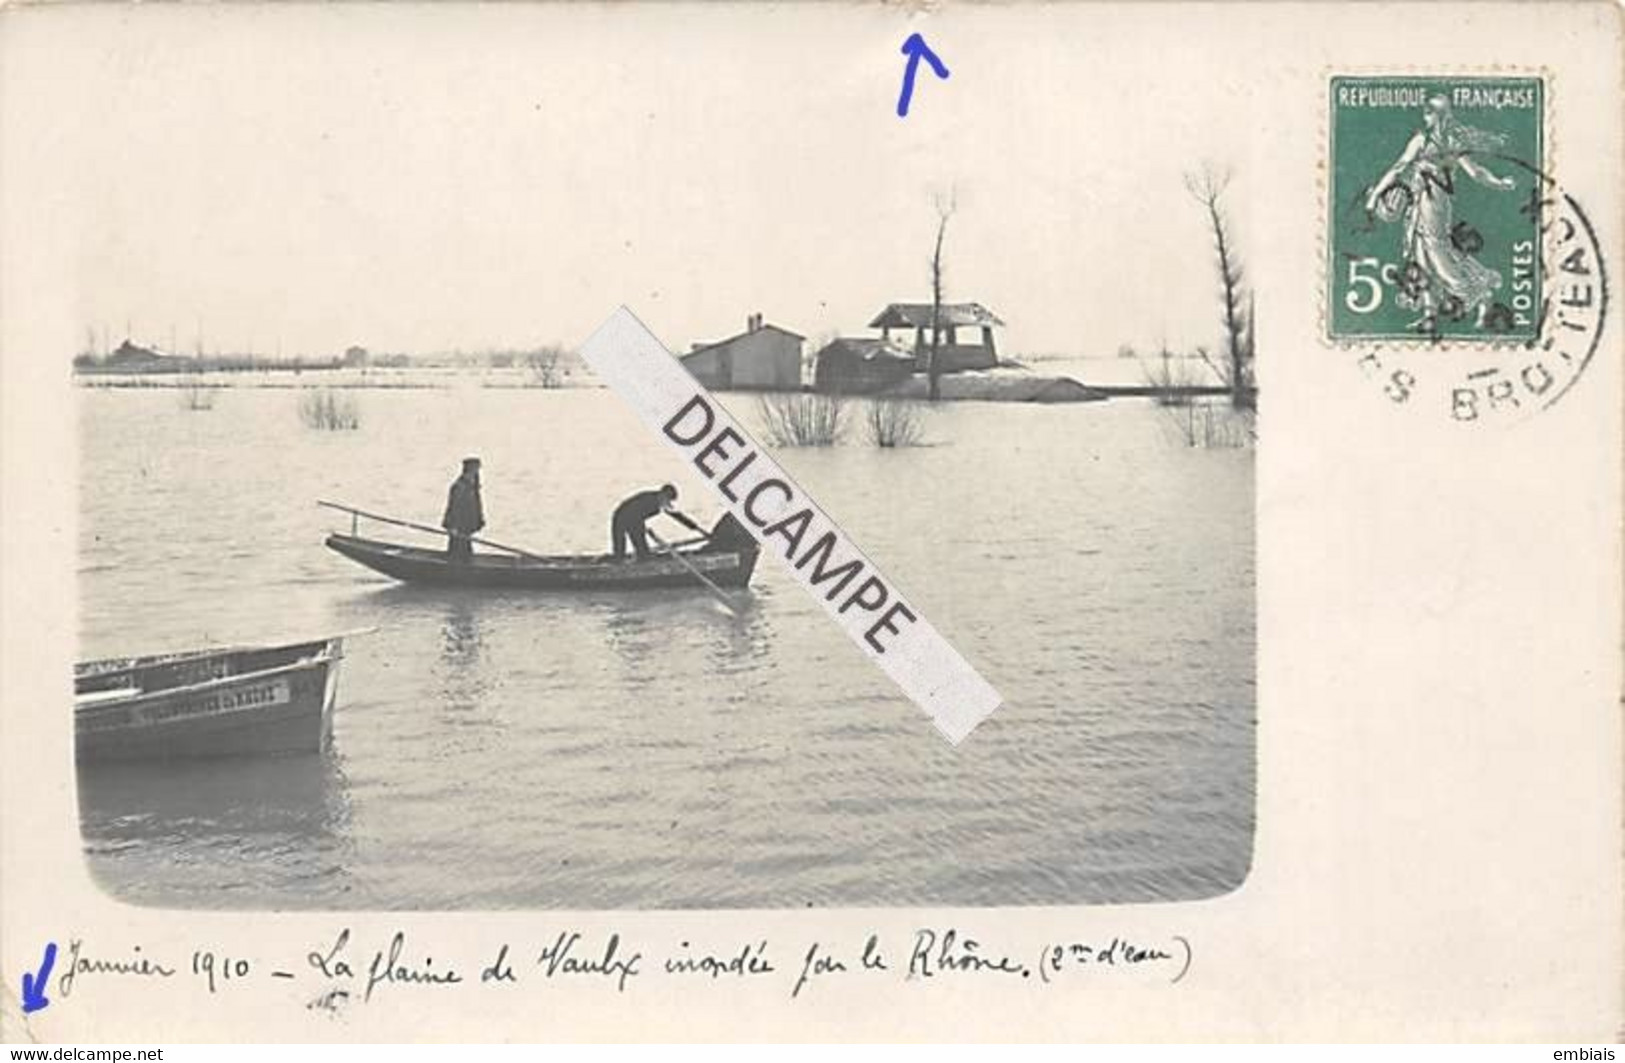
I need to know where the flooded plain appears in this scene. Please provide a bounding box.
[77,378,1254,909]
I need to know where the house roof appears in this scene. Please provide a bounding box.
[816,337,916,363]
[868,302,1005,329]
[108,341,178,363]
[681,322,805,361]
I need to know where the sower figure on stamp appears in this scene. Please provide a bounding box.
[1365,94,1517,329]
[442,457,485,563]
[610,483,704,561]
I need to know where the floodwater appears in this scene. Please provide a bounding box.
[77,380,1254,909]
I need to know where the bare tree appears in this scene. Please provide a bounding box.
[926,191,956,402]
[1185,165,1255,410]
[526,345,566,388]
[1242,290,1255,386]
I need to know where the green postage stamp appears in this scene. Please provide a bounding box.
[1328,76,1544,342]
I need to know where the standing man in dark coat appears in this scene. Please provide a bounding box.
[611,483,704,561]
[442,457,484,563]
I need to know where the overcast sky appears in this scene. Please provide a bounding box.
[20,4,1255,360]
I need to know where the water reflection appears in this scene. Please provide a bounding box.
[78,749,355,904]
[441,597,485,665]
[435,594,493,720]
[599,588,774,678]
[701,593,775,675]
[79,749,350,842]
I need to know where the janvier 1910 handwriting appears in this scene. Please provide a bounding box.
[34,928,1192,1016]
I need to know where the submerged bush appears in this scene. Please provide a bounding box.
[528,345,568,388]
[863,397,925,448]
[1144,350,1201,407]
[178,379,216,411]
[757,391,844,447]
[1162,400,1255,449]
[298,388,361,430]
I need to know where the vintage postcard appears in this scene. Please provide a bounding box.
[0,0,1619,1043]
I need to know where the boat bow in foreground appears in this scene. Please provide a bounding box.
[75,636,346,763]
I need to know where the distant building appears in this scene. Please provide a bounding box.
[812,337,917,395]
[679,314,805,391]
[868,302,1005,373]
[343,345,370,367]
[103,340,185,372]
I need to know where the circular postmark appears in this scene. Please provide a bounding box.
[1347,158,1609,424]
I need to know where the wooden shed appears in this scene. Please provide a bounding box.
[812,338,917,395]
[868,302,1005,373]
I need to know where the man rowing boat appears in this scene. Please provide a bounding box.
[611,483,704,561]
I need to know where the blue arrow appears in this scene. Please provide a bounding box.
[896,32,949,118]
[21,942,57,1014]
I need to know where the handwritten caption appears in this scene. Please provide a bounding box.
[27,928,1192,1017]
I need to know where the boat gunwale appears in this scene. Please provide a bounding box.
[76,645,237,679]
[75,637,338,679]
[326,533,757,572]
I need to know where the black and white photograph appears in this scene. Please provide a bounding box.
[64,7,1256,912]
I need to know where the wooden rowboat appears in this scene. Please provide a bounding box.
[75,636,346,763]
[324,532,760,591]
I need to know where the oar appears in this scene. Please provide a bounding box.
[317,500,550,562]
[648,530,741,615]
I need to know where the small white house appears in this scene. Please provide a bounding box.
[680,314,805,391]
